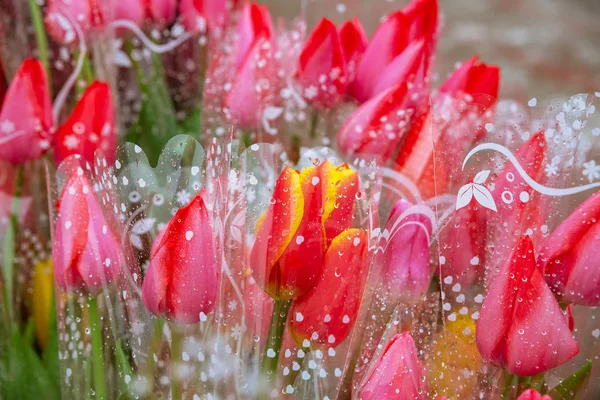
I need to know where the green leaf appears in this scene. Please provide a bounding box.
[179,106,202,138]
[548,360,592,400]
[43,295,60,386]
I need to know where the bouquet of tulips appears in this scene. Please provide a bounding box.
[1,0,599,399]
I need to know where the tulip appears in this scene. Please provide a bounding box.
[476,236,578,376]
[113,0,145,27]
[540,189,600,306]
[349,0,438,103]
[53,168,123,294]
[54,81,116,166]
[31,259,54,349]
[142,193,218,324]
[339,18,368,79]
[337,83,411,161]
[381,199,432,301]
[45,0,95,44]
[0,58,53,164]
[516,389,551,400]
[145,0,177,28]
[0,57,6,104]
[438,55,500,113]
[250,165,324,300]
[295,18,348,109]
[392,56,500,199]
[289,228,368,348]
[223,2,274,128]
[359,332,428,400]
[188,0,229,32]
[250,161,358,300]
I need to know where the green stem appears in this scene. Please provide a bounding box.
[2,166,23,331]
[530,372,545,392]
[502,370,515,400]
[28,0,50,82]
[261,299,292,383]
[88,296,107,400]
[145,318,164,389]
[170,325,182,400]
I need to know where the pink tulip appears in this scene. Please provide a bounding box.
[476,236,578,376]
[142,193,218,324]
[337,83,410,161]
[339,18,368,79]
[540,189,600,306]
[186,0,229,32]
[113,0,145,27]
[54,81,116,166]
[516,389,551,400]
[224,2,275,128]
[53,167,123,294]
[145,0,177,27]
[45,0,95,44]
[359,332,428,400]
[349,0,438,103]
[0,58,53,164]
[382,199,432,301]
[295,18,348,109]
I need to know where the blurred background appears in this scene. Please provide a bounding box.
[266,0,600,101]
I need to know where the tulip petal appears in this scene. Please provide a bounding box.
[0,58,53,164]
[142,194,218,324]
[320,161,359,242]
[250,167,304,296]
[289,229,368,348]
[339,18,368,75]
[235,3,273,69]
[54,81,116,166]
[359,332,428,400]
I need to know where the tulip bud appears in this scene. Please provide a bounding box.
[349,0,438,103]
[188,0,229,32]
[250,166,325,300]
[142,193,218,324]
[114,0,145,27]
[338,18,368,80]
[289,229,368,348]
[145,0,177,27]
[516,389,552,400]
[476,236,578,376]
[359,332,428,400]
[382,199,432,301]
[0,58,53,164]
[540,189,600,306]
[320,161,359,243]
[53,168,123,294]
[337,83,411,161]
[224,2,274,128]
[45,0,94,44]
[31,259,54,349]
[295,18,348,109]
[54,81,116,166]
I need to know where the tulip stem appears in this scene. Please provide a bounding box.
[309,112,319,140]
[28,0,50,82]
[261,299,292,382]
[88,296,107,400]
[501,370,515,400]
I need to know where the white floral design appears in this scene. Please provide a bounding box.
[582,160,600,182]
[176,189,192,205]
[456,170,497,212]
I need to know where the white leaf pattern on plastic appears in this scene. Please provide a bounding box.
[131,218,156,235]
[473,170,491,184]
[472,184,497,211]
[456,184,474,210]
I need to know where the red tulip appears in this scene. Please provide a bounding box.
[516,389,551,400]
[53,168,123,294]
[145,0,177,27]
[250,166,324,300]
[295,18,348,109]
[289,228,368,348]
[476,236,578,376]
[382,199,432,301]
[54,81,116,166]
[358,332,428,400]
[0,58,53,164]
[142,193,218,324]
[189,0,229,32]
[250,161,359,300]
[439,55,500,112]
[339,18,368,79]
[392,56,500,199]
[337,83,411,161]
[113,0,145,27]
[349,0,438,103]
[223,2,274,128]
[540,190,600,306]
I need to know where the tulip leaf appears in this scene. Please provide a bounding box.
[179,105,202,137]
[43,295,60,387]
[548,360,592,400]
